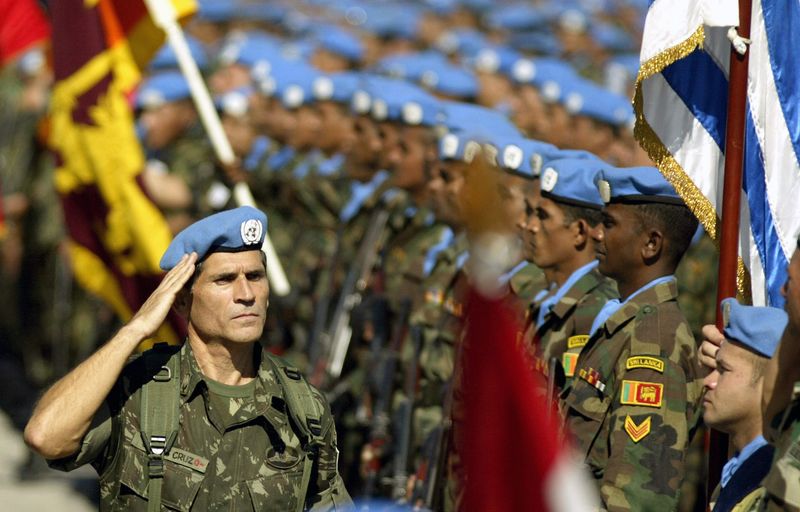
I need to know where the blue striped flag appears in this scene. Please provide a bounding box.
[634,0,800,307]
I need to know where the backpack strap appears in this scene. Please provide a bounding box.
[139,343,181,512]
[267,354,329,512]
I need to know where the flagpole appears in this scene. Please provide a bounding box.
[142,0,291,296]
[708,0,753,498]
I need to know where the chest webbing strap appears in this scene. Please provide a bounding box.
[139,345,181,512]
[269,357,327,512]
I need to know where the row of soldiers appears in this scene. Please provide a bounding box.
[122,1,726,509]
[0,0,730,508]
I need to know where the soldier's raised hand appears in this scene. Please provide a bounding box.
[698,323,724,374]
[126,252,198,341]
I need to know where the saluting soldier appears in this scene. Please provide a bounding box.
[703,299,784,512]
[559,166,703,511]
[24,207,353,511]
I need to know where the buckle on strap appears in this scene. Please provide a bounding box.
[154,365,172,382]
[147,453,165,478]
[306,417,322,437]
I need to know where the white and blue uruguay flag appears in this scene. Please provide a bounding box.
[634,0,800,307]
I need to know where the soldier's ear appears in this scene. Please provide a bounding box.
[573,218,591,249]
[173,287,192,317]
[641,228,664,261]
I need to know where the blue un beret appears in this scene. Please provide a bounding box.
[598,166,684,205]
[160,206,268,271]
[136,72,191,110]
[498,138,564,178]
[315,25,364,62]
[150,35,208,72]
[540,158,610,209]
[313,72,361,103]
[721,298,788,358]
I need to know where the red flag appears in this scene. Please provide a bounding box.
[49,0,195,347]
[458,287,600,511]
[0,0,50,67]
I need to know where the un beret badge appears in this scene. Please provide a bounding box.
[241,219,263,245]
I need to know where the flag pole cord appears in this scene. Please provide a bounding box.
[708,0,753,500]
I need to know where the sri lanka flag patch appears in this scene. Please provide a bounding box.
[620,380,663,408]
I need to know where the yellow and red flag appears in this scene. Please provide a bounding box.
[49,0,195,345]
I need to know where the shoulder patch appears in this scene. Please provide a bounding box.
[620,380,663,408]
[562,352,579,377]
[568,335,589,349]
[624,415,651,443]
[626,356,664,373]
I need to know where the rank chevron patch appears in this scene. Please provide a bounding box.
[624,415,651,443]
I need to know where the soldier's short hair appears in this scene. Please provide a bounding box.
[560,203,603,228]
[632,203,698,266]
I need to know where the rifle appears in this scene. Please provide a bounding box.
[391,321,422,502]
[546,356,560,422]
[361,298,411,499]
[311,207,390,386]
[307,225,344,365]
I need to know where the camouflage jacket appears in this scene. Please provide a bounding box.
[48,342,352,511]
[559,279,703,511]
[508,261,548,305]
[756,393,800,511]
[526,267,618,381]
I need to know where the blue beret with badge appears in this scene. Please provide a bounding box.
[539,158,610,209]
[721,298,788,357]
[498,138,562,178]
[374,51,448,80]
[561,79,634,127]
[270,64,321,109]
[136,72,191,110]
[597,166,685,205]
[214,87,253,118]
[419,63,478,99]
[509,57,576,87]
[160,206,268,271]
[313,72,361,103]
[437,131,485,163]
[216,32,281,69]
[371,81,444,126]
[435,29,489,56]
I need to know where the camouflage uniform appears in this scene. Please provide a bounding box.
[508,261,548,305]
[526,266,618,383]
[48,342,352,511]
[560,279,703,511]
[755,392,800,511]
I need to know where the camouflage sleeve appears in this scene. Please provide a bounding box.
[761,407,800,511]
[600,358,690,511]
[46,401,114,473]
[307,388,354,511]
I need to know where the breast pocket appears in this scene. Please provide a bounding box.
[116,444,204,512]
[563,376,613,472]
[246,467,307,511]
